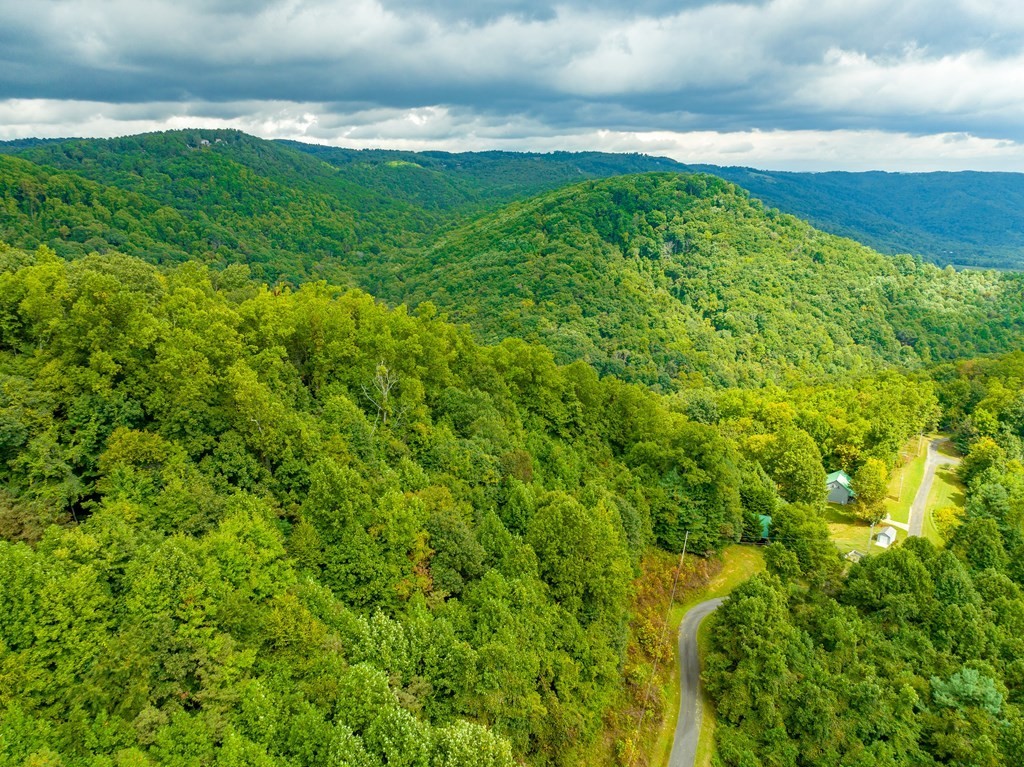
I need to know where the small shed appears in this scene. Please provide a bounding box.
[758,514,772,541]
[845,549,865,563]
[826,470,856,505]
[874,525,898,549]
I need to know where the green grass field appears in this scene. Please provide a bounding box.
[881,435,927,524]
[924,462,966,545]
[828,435,955,554]
[824,504,873,554]
[825,504,908,554]
[652,545,765,767]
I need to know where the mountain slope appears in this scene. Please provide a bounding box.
[391,173,1024,388]
[7,130,1024,274]
[0,131,691,283]
[5,132,1023,389]
[0,243,756,765]
[692,166,1024,269]
[0,131,388,281]
[0,154,199,264]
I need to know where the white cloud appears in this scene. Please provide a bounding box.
[5,98,1024,171]
[2,0,1024,169]
[0,99,321,141]
[792,46,1024,120]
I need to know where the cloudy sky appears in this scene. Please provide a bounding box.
[2,0,1023,170]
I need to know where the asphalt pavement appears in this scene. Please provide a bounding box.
[907,438,959,537]
[667,598,724,767]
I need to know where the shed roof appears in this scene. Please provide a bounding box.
[877,525,898,540]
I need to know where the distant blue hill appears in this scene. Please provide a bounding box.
[683,165,1024,270]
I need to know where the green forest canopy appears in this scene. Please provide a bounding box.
[2,130,1024,767]
[390,173,1024,388]
[0,242,947,766]
[7,130,1024,270]
[7,137,1023,391]
[0,131,684,285]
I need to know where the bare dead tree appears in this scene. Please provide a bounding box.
[362,361,400,429]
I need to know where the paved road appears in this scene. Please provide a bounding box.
[668,598,724,767]
[907,438,959,537]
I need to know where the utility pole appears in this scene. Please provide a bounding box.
[868,521,875,551]
[630,530,689,766]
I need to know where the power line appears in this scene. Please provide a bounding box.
[629,530,688,766]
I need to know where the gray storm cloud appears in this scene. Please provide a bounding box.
[1,0,1023,169]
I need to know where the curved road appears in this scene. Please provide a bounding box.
[667,598,724,767]
[906,438,959,537]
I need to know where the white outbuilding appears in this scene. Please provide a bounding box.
[874,525,898,549]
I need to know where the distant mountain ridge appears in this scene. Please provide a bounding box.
[5,131,1024,270]
[0,130,689,282]
[690,165,1024,270]
[2,130,1024,390]
[280,142,1024,270]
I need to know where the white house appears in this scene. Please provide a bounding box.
[874,525,898,549]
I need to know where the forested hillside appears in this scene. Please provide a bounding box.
[6,131,1024,283]
[1,132,409,283]
[390,173,1024,388]
[0,131,684,284]
[276,141,686,210]
[696,166,1024,270]
[0,242,948,766]
[0,244,732,766]
[10,135,1024,392]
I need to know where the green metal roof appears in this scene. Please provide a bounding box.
[826,470,856,496]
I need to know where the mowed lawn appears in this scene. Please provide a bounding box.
[825,504,872,554]
[924,460,966,545]
[652,545,765,767]
[829,435,952,554]
[824,504,907,554]
[882,435,928,524]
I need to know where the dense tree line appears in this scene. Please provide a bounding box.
[0,131,684,287]
[0,242,956,765]
[12,130,1024,272]
[4,134,1024,394]
[2,132,1022,767]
